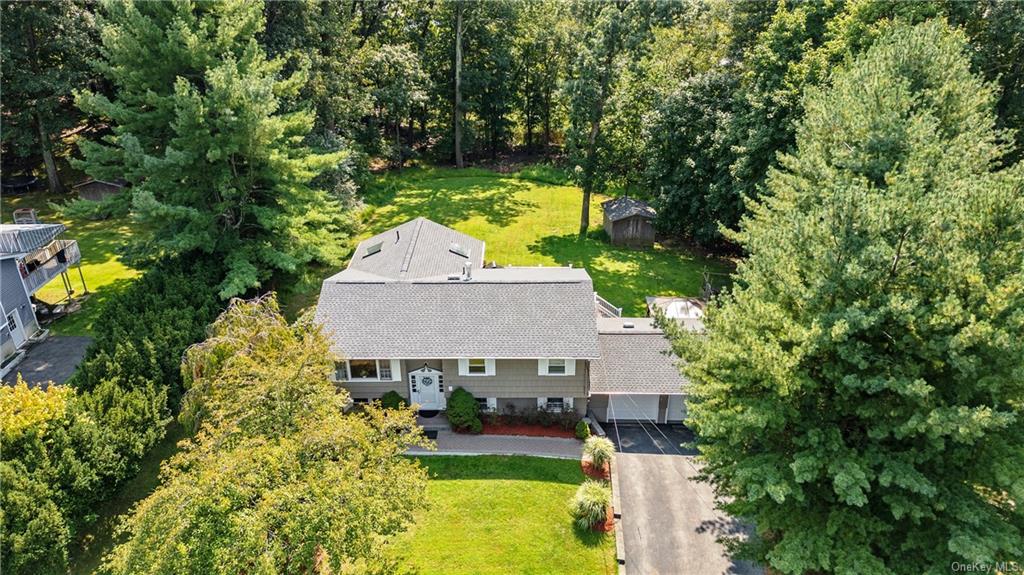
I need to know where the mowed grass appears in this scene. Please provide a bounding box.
[0,189,139,336]
[354,166,731,315]
[392,455,616,575]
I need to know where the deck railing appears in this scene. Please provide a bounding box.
[22,239,80,295]
[594,292,622,318]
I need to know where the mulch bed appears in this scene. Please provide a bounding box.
[592,507,615,532]
[581,459,610,480]
[479,420,577,439]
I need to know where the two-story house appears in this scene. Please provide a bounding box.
[314,217,691,424]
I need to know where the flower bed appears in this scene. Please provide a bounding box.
[480,419,578,439]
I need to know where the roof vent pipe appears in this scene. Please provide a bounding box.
[463,260,472,281]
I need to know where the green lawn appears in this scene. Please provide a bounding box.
[285,166,732,317]
[0,189,139,336]
[393,455,616,575]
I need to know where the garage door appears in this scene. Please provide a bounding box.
[666,394,688,422]
[608,394,660,422]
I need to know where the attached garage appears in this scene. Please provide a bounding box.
[607,394,660,422]
[589,317,690,424]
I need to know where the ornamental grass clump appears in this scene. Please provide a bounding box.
[570,480,612,530]
[583,436,615,468]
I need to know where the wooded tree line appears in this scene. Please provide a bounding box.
[4,0,1022,250]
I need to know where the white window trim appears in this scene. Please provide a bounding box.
[458,358,495,376]
[537,358,575,376]
[336,359,401,382]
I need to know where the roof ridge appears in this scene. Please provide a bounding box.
[399,218,425,275]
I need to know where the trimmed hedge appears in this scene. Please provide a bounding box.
[379,390,408,410]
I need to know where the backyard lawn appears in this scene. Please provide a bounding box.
[0,189,139,336]
[284,166,732,317]
[392,455,617,575]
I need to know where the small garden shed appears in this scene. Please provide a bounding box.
[73,178,126,201]
[601,196,657,247]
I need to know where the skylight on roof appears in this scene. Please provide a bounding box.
[449,242,469,258]
[363,242,383,258]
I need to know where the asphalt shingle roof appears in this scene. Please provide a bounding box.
[343,217,485,280]
[601,197,657,222]
[316,217,600,359]
[315,276,601,359]
[590,317,688,394]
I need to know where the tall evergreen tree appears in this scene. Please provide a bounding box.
[0,0,98,193]
[76,0,350,298]
[674,20,1024,573]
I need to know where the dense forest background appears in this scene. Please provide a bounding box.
[5,0,1022,251]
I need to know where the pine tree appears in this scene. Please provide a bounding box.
[75,0,350,297]
[674,20,1024,574]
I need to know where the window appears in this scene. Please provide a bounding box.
[458,358,494,376]
[449,242,469,258]
[545,397,565,412]
[349,359,378,379]
[539,359,574,376]
[547,359,566,375]
[468,358,487,375]
[6,313,17,332]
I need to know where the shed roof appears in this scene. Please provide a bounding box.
[601,196,657,222]
[590,317,688,394]
[0,224,65,256]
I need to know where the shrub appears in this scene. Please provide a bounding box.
[446,387,481,433]
[379,391,407,410]
[583,436,615,468]
[575,420,592,440]
[570,480,612,530]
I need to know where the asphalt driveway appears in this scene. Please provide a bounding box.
[3,335,91,387]
[612,424,762,575]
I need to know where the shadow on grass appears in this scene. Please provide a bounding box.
[411,454,585,486]
[573,524,614,548]
[364,173,537,230]
[42,277,136,337]
[529,231,733,314]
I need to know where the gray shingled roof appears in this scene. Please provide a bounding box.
[590,317,688,394]
[601,196,657,222]
[315,273,601,359]
[344,217,485,281]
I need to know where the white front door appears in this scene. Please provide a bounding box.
[409,365,446,410]
[6,311,26,348]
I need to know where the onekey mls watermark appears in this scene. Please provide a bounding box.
[951,562,1022,573]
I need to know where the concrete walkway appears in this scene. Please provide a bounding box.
[409,430,583,459]
[3,335,92,387]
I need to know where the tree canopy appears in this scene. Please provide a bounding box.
[104,297,430,575]
[673,20,1024,573]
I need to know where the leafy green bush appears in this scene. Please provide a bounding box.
[446,387,481,433]
[575,420,591,440]
[583,436,615,468]
[379,390,407,410]
[569,480,612,530]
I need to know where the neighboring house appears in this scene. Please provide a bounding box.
[602,196,657,247]
[0,224,83,376]
[314,217,689,423]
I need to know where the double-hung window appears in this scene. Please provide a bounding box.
[538,359,574,376]
[458,358,495,376]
